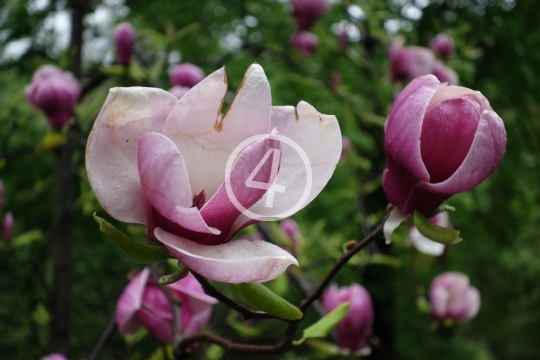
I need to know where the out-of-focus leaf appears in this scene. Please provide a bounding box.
[32,303,50,327]
[293,302,350,346]
[11,229,42,247]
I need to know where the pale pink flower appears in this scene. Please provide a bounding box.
[433,60,459,85]
[169,63,205,88]
[389,37,436,81]
[430,272,480,323]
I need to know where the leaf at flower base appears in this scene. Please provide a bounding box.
[413,210,462,245]
[293,302,350,346]
[93,213,172,264]
[231,283,303,321]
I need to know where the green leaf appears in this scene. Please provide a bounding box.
[93,213,172,264]
[231,283,303,320]
[293,302,350,346]
[11,229,42,247]
[413,210,462,245]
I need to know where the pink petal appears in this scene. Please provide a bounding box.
[163,64,271,200]
[115,268,150,334]
[200,134,281,245]
[138,132,219,235]
[168,273,217,304]
[232,101,341,230]
[135,306,173,343]
[86,87,177,225]
[155,228,298,283]
[182,303,213,337]
[383,207,408,244]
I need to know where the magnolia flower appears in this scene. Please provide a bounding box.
[430,272,480,323]
[169,63,205,88]
[429,33,455,60]
[281,219,300,245]
[323,284,373,353]
[86,64,341,283]
[290,31,319,56]
[114,22,136,66]
[389,37,436,81]
[291,0,331,30]
[409,212,450,256]
[25,65,81,129]
[116,268,217,342]
[40,353,68,360]
[433,60,459,85]
[2,212,14,243]
[168,85,190,100]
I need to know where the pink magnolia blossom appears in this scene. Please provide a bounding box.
[280,219,300,245]
[116,269,217,342]
[291,0,330,30]
[2,212,14,243]
[114,22,136,66]
[409,211,451,256]
[429,33,455,60]
[430,272,480,323]
[433,60,459,85]
[169,63,205,88]
[383,75,506,216]
[168,85,190,100]
[389,38,436,81]
[341,136,352,161]
[25,65,81,129]
[86,64,341,283]
[40,353,68,360]
[290,31,319,56]
[323,284,373,353]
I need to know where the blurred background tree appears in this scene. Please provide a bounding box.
[0,0,538,359]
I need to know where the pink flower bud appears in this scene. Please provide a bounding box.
[280,219,300,245]
[25,65,81,129]
[290,31,319,56]
[323,284,373,353]
[409,211,450,256]
[429,33,455,60]
[430,272,480,323]
[114,22,136,67]
[168,86,190,100]
[341,136,352,160]
[291,0,330,30]
[2,212,14,243]
[169,63,205,88]
[40,353,68,360]
[383,75,506,215]
[389,37,436,81]
[115,268,217,342]
[433,60,459,85]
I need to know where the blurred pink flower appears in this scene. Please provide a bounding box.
[86,64,341,283]
[341,136,352,161]
[323,284,373,353]
[433,60,459,85]
[291,0,330,30]
[116,268,217,342]
[429,33,455,60]
[389,37,436,81]
[430,272,480,323]
[25,65,81,129]
[290,31,319,56]
[169,63,205,88]
[114,22,136,66]
[168,86,190,100]
[2,212,14,243]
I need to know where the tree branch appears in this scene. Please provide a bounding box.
[88,317,117,360]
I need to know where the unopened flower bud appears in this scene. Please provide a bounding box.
[383,75,506,215]
[430,272,480,323]
[114,22,136,67]
[2,212,14,243]
[323,284,373,353]
[389,37,436,81]
[169,63,205,88]
[433,60,459,85]
[168,85,190,100]
[429,33,455,60]
[290,31,319,56]
[291,0,331,30]
[281,219,300,245]
[25,65,81,129]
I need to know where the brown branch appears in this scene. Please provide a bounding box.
[88,317,117,360]
[190,271,279,320]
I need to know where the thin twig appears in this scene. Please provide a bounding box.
[88,317,117,360]
[152,266,183,346]
[190,271,279,320]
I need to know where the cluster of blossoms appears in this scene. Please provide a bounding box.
[0,180,14,244]
[168,63,206,100]
[389,33,458,85]
[289,0,331,56]
[25,65,81,130]
[114,22,136,67]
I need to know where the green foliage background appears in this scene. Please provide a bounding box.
[0,0,538,359]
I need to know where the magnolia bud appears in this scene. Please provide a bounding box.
[25,65,81,129]
[2,212,14,243]
[40,353,68,360]
[281,219,300,245]
[430,272,480,323]
[433,60,459,85]
[291,0,330,30]
[383,75,506,215]
[169,63,205,88]
[323,284,373,353]
[409,211,450,256]
[341,136,352,161]
[114,22,136,66]
[168,85,190,100]
[389,37,436,81]
[429,33,455,60]
[290,31,319,56]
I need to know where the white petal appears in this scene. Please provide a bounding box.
[155,228,298,284]
[383,207,409,244]
[409,227,445,256]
